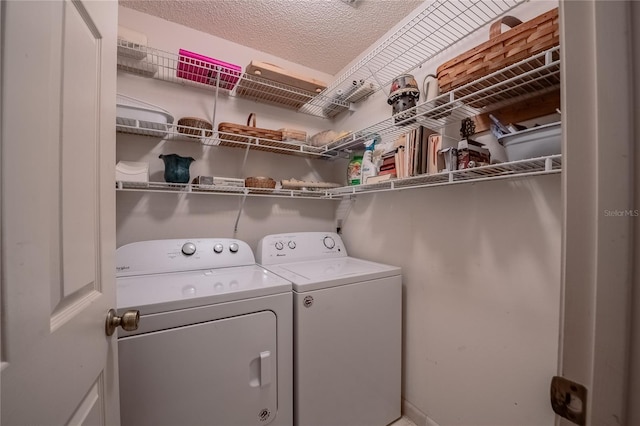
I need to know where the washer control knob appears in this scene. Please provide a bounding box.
[275,241,284,250]
[288,241,296,249]
[229,243,239,253]
[181,242,196,256]
[213,244,224,254]
[323,236,336,249]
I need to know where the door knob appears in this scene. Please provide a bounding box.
[105,308,140,336]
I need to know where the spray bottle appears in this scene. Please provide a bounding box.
[360,137,377,184]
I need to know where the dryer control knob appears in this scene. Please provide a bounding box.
[275,242,284,250]
[288,241,296,249]
[323,236,335,249]
[213,244,224,254]
[229,243,239,253]
[181,242,196,256]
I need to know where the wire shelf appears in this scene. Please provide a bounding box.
[322,0,526,103]
[115,181,342,200]
[115,121,348,159]
[116,155,561,198]
[331,154,562,196]
[116,40,349,118]
[324,46,561,153]
[117,0,531,120]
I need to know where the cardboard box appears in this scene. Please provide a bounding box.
[457,139,490,169]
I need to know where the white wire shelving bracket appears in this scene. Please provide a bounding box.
[116,40,349,119]
[115,121,349,160]
[116,154,562,198]
[324,46,561,154]
[317,0,527,112]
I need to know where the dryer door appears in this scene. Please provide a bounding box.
[118,310,278,426]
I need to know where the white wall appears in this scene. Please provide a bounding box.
[341,176,561,426]
[334,1,562,425]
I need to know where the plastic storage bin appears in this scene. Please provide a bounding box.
[176,49,241,90]
[499,122,561,161]
[116,94,174,137]
[116,161,149,184]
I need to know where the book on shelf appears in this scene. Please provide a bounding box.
[381,153,396,164]
[427,133,443,174]
[396,146,406,178]
[379,149,397,175]
[390,126,439,178]
[379,164,395,171]
[366,173,396,184]
[420,127,429,174]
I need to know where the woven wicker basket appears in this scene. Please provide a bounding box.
[177,117,213,138]
[245,176,276,189]
[436,8,559,94]
[218,113,284,150]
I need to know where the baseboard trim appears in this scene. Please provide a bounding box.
[402,399,441,426]
[402,399,427,426]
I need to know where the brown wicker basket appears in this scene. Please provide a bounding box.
[218,113,284,150]
[245,176,276,189]
[436,8,559,94]
[177,117,213,138]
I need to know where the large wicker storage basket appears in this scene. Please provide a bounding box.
[436,8,559,94]
[217,113,284,150]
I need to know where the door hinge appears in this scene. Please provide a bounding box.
[550,376,587,425]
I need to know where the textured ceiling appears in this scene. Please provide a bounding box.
[119,0,424,75]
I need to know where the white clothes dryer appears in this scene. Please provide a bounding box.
[116,238,292,426]
[256,232,402,426]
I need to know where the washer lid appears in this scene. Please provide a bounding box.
[117,265,291,315]
[263,257,401,292]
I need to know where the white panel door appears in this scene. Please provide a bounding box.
[1,1,118,425]
[560,1,635,425]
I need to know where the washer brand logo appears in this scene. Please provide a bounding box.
[116,265,130,272]
[303,296,314,308]
[258,408,271,422]
[276,254,286,256]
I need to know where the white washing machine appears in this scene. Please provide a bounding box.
[256,232,402,426]
[116,238,293,426]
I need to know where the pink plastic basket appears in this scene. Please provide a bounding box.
[176,49,241,90]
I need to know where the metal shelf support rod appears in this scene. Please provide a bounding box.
[233,194,247,234]
[211,68,220,127]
